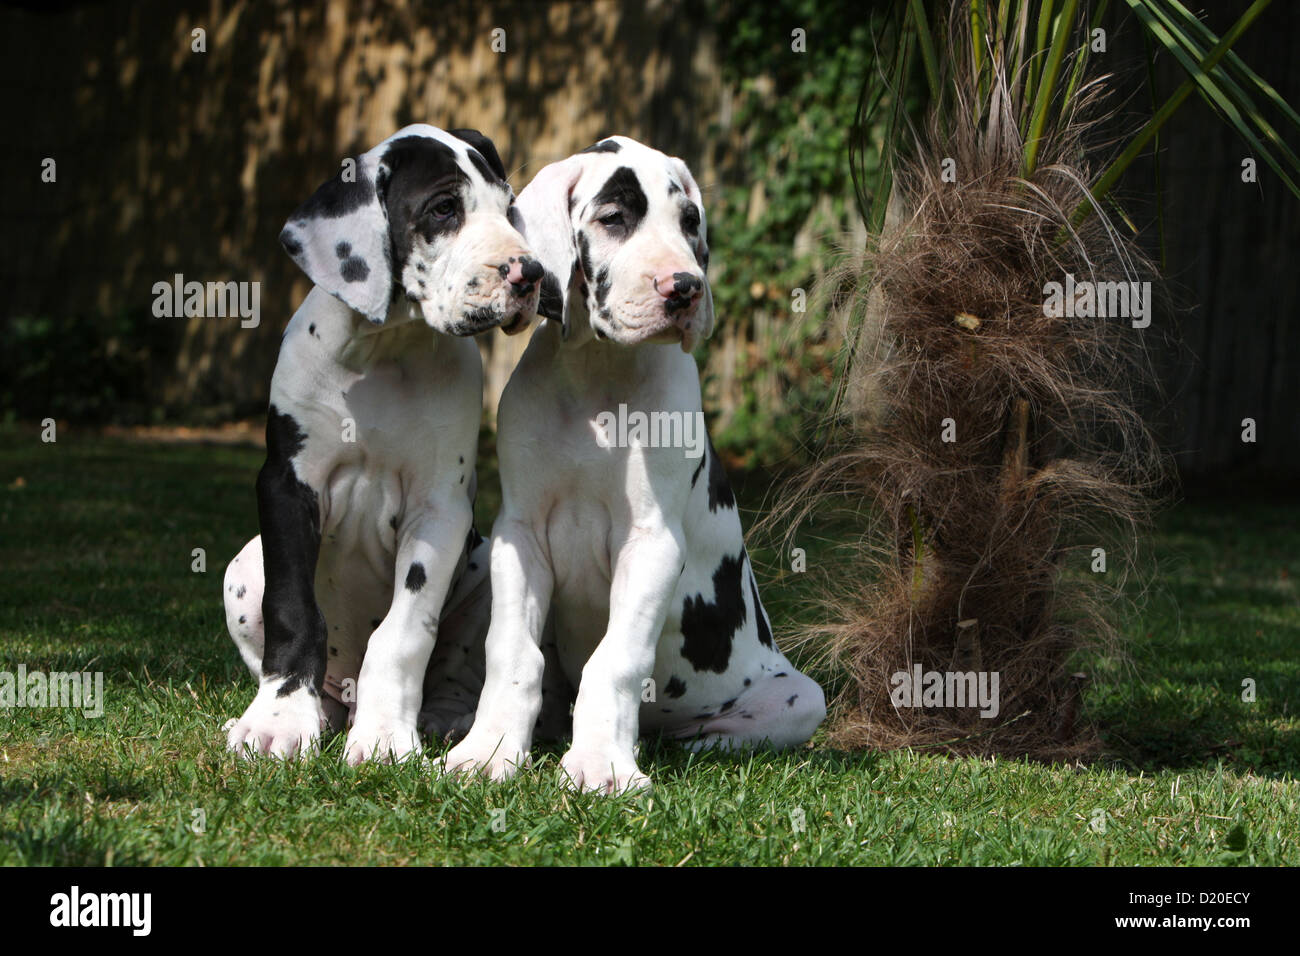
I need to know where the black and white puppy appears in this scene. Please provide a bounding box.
[443,136,825,793]
[224,124,541,764]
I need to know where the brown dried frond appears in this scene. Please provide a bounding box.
[760,4,1170,760]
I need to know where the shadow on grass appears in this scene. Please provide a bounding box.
[2,428,1296,782]
[1076,502,1298,778]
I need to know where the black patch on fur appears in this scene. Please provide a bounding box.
[257,406,327,697]
[448,128,508,182]
[381,136,468,281]
[680,201,700,237]
[291,159,376,221]
[279,228,303,257]
[332,241,370,282]
[591,166,648,233]
[235,585,246,599]
[787,695,799,707]
[749,568,773,648]
[538,271,564,321]
[705,437,736,512]
[594,266,611,308]
[405,562,427,592]
[580,139,622,154]
[720,697,737,712]
[507,203,524,233]
[464,149,499,187]
[577,231,594,284]
[679,553,747,674]
[665,676,687,699]
[339,254,369,283]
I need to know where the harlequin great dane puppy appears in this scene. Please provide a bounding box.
[443,136,826,793]
[224,124,542,765]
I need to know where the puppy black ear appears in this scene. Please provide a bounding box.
[448,128,508,183]
[279,148,394,324]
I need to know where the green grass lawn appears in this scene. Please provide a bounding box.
[0,426,1296,865]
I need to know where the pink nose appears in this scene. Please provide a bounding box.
[653,271,705,306]
[503,257,544,294]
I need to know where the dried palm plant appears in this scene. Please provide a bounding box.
[766,3,1184,759]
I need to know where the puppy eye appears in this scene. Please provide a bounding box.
[599,211,624,228]
[431,198,457,219]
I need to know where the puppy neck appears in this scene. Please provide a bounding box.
[337,294,444,368]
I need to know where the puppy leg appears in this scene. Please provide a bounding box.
[560,528,684,795]
[442,516,553,781]
[533,613,575,741]
[670,666,826,751]
[224,535,351,733]
[344,496,473,765]
[226,422,330,760]
[417,534,490,742]
[223,537,265,681]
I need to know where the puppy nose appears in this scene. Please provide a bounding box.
[503,256,544,296]
[520,258,544,284]
[655,271,704,309]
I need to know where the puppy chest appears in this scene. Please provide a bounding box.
[318,462,405,560]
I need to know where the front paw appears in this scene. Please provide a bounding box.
[442,730,530,782]
[559,747,651,795]
[226,680,327,760]
[344,717,422,766]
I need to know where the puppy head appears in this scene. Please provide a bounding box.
[514,136,713,352]
[278,124,540,336]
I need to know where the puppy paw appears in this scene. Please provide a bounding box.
[559,747,651,795]
[226,681,326,760]
[441,731,530,782]
[343,718,422,766]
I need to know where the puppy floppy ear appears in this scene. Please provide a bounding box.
[447,128,508,182]
[514,156,585,339]
[671,157,715,344]
[279,148,393,324]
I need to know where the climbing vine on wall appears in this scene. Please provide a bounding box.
[705,0,881,466]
